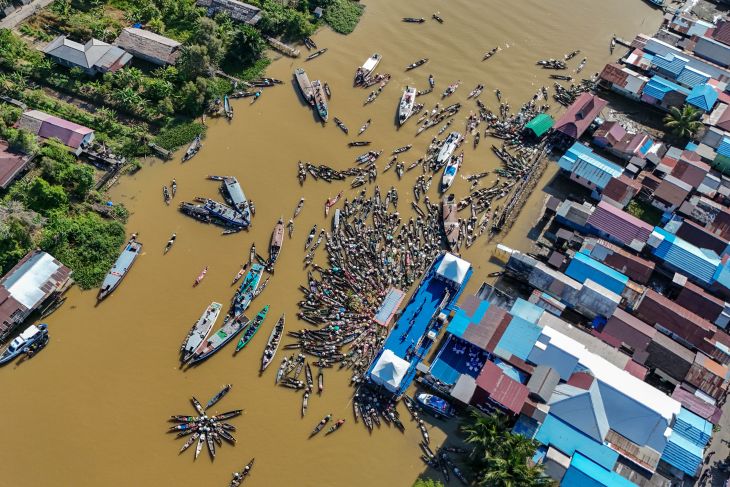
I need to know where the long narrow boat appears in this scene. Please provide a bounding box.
[0,324,49,366]
[231,263,264,316]
[97,238,143,301]
[205,384,232,409]
[309,414,332,437]
[305,48,327,60]
[354,53,381,86]
[325,419,346,435]
[294,68,314,105]
[235,305,269,352]
[442,194,459,253]
[180,302,222,363]
[224,95,233,120]
[269,218,285,265]
[190,315,250,365]
[436,131,461,165]
[405,58,428,70]
[311,80,328,122]
[441,152,463,192]
[324,191,343,216]
[182,135,202,162]
[398,86,417,125]
[261,314,285,371]
[230,458,255,486]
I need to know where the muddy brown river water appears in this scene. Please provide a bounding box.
[0,1,662,485]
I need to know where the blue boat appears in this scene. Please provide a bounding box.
[416,393,455,419]
[203,199,249,228]
[190,315,249,365]
[222,177,252,220]
[231,264,264,316]
[98,238,143,301]
[0,324,49,366]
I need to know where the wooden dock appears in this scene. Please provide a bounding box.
[148,142,172,160]
[213,70,251,89]
[266,37,300,58]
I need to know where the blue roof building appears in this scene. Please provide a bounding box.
[648,227,721,285]
[673,407,712,448]
[660,430,704,477]
[651,52,689,78]
[535,414,619,471]
[718,136,730,158]
[561,453,638,487]
[494,315,542,361]
[642,76,690,101]
[558,143,623,191]
[510,298,544,323]
[676,66,711,88]
[686,84,718,112]
[565,252,629,296]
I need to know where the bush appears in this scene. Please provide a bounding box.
[154,121,206,150]
[323,0,364,34]
[626,199,663,226]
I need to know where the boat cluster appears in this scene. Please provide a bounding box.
[179,176,253,233]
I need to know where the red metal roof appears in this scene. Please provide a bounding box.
[554,93,608,139]
[586,200,653,247]
[474,360,529,414]
[672,385,723,424]
[713,20,730,46]
[676,280,725,323]
[599,64,629,87]
[676,219,728,256]
[566,371,595,390]
[0,140,30,189]
[593,239,655,284]
[636,289,716,349]
[624,359,648,380]
[602,175,640,206]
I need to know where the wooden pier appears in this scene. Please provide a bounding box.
[266,37,301,58]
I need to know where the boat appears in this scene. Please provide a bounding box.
[302,391,309,416]
[180,302,222,363]
[231,264,248,285]
[212,409,243,421]
[467,84,484,99]
[549,74,572,81]
[235,305,269,352]
[230,458,255,487]
[190,315,250,365]
[332,208,341,232]
[182,135,202,162]
[224,95,233,119]
[195,433,205,460]
[398,86,417,125]
[193,266,208,287]
[442,194,459,253]
[402,17,425,23]
[311,80,329,122]
[354,53,381,86]
[482,47,499,61]
[261,314,285,371]
[575,57,587,73]
[324,82,331,98]
[324,191,343,216]
[358,119,371,135]
[348,141,371,147]
[192,396,205,415]
[406,58,428,71]
[206,432,216,458]
[231,264,264,316]
[305,225,316,249]
[303,37,317,49]
[306,48,327,60]
[205,384,232,409]
[97,238,143,301]
[415,393,455,418]
[163,186,170,205]
[179,432,200,453]
[564,49,580,60]
[441,152,463,192]
[222,177,251,219]
[305,362,313,390]
[294,68,315,106]
[0,324,49,366]
[436,131,461,165]
[442,81,460,98]
[325,419,345,435]
[432,13,443,23]
[334,117,349,134]
[269,218,285,265]
[202,198,250,228]
[310,414,332,437]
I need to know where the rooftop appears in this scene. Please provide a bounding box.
[554,93,608,139]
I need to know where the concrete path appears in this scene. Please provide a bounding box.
[0,0,54,30]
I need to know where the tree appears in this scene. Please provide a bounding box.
[178,44,213,80]
[26,177,68,215]
[0,218,33,275]
[177,79,206,115]
[663,104,703,139]
[461,411,552,487]
[58,163,95,199]
[225,24,266,67]
[6,128,38,154]
[413,479,444,487]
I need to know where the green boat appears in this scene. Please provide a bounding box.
[235,305,270,352]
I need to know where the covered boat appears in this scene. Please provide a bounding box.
[182,135,202,162]
[442,194,459,252]
[231,264,264,316]
[294,68,314,105]
[0,324,49,366]
[235,305,269,352]
[436,131,461,165]
[261,314,284,371]
[440,151,463,192]
[180,302,222,363]
[204,199,249,228]
[354,53,381,85]
[269,218,285,265]
[311,80,328,122]
[190,315,250,365]
[416,393,455,418]
[398,86,417,125]
[222,177,251,219]
[97,238,143,301]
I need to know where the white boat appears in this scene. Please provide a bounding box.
[398,86,417,125]
[180,302,222,363]
[0,324,49,366]
[441,152,463,192]
[436,131,461,165]
[354,53,381,85]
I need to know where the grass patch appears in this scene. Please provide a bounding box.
[223,57,272,83]
[154,121,206,151]
[323,0,364,35]
[626,199,663,226]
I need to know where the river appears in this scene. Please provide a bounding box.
[0,1,662,486]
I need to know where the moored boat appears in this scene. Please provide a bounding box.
[310,413,332,437]
[334,117,349,134]
[0,324,49,366]
[261,314,285,371]
[398,86,417,125]
[206,384,232,409]
[441,152,463,192]
[436,131,461,165]
[182,135,202,162]
[190,315,250,365]
[231,263,264,316]
[306,48,327,60]
[180,302,222,363]
[97,237,143,301]
[294,68,314,105]
[269,217,285,266]
[324,191,343,216]
[311,80,328,122]
[442,194,459,253]
[224,95,233,119]
[402,17,425,23]
[354,53,381,86]
[235,305,269,352]
[416,393,455,418]
[405,58,428,71]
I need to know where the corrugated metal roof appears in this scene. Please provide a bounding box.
[535,414,620,470]
[643,76,690,101]
[565,252,629,295]
[509,297,544,323]
[474,360,529,414]
[650,227,721,284]
[674,407,712,447]
[561,452,637,487]
[558,143,623,190]
[677,66,711,88]
[717,136,730,158]
[586,201,653,248]
[494,315,542,361]
[687,84,718,111]
[524,113,554,137]
[652,52,689,77]
[549,382,609,442]
[661,430,704,476]
[3,252,63,309]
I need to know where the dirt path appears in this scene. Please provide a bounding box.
[0,0,55,30]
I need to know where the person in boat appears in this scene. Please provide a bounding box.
[129,233,138,242]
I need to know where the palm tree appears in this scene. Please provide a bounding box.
[663,104,703,139]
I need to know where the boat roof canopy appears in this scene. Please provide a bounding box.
[371,349,409,392]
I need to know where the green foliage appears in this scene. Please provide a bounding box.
[153,120,206,150]
[260,0,316,40]
[39,211,126,288]
[26,177,68,215]
[625,199,662,226]
[0,216,35,275]
[3,128,38,154]
[323,0,364,35]
[18,24,54,42]
[663,104,703,140]
[413,479,444,487]
[462,411,552,487]
[225,24,266,67]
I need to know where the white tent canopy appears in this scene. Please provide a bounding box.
[436,253,470,286]
[370,349,410,392]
